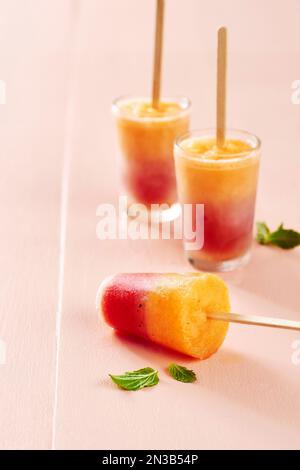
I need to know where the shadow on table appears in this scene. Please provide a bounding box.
[201,348,300,427]
[223,244,300,315]
[114,332,197,366]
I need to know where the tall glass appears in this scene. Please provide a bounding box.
[112,96,191,219]
[174,129,261,272]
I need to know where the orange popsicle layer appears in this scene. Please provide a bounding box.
[98,273,230,359]
[119,101,183,118]
[181,137,252,159]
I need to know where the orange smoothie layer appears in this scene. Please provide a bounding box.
[175,136,260,262]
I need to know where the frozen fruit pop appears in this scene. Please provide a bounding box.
[97,273,230,359]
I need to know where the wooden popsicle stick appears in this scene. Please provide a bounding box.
[207,312,300,332]
[216,26,227,148]
[152,0,165,109]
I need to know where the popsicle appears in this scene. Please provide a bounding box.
[112,0,191,212]
[98,273,230,359]
[113,96,190,206]
[173,27,261,272]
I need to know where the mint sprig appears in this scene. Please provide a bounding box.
[168,363,197,383]
[256,222,300,249]
[109,367,159,391]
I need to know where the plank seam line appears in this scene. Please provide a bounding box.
[51,1,80,451]
[51,86,74,451]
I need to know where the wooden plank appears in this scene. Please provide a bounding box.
[0,0,75,449]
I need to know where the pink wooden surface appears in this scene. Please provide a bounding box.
[0,0,300,450]
[0,0,74,449]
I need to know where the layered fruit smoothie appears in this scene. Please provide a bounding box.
[112,96,190,210]
[174,129,261,271]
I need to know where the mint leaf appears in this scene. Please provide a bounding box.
[168,363,197,383]
[269,225,300,249]
[109,367,159,391]
[256,222,300,250]
[256,222,271,245]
